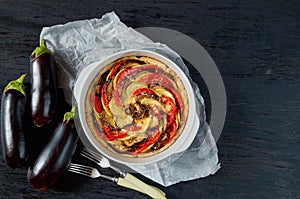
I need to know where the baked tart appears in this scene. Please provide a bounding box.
[85,55,189,157]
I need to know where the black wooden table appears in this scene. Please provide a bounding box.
[0,1,299,198]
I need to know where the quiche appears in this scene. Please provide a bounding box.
[85,55,189,157]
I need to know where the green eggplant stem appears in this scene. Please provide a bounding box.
[63,106,76,125]
[4,74,27,96]
[30,39,52,62]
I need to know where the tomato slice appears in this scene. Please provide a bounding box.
[169,88,184,113]
[139,73,174,89]
[132,129,161,154]
[115,65,163,87]
[133,88,157,97]
[123,123,142,132]
[161,96,179,146]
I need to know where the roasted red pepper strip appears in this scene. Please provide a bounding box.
[108,60,125,79]
[102,123,128,141]
[90,92,102,113]
[161,96,177,121]
[132,129,160,154]
[94,95,102,113]
[162,121,178,147]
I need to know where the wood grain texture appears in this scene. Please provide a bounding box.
[0,0,299,198]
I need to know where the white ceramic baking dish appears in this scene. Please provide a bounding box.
[73,50,199,165]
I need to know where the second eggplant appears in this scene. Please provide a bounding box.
[30,39,58,127]
[27,107,78,190]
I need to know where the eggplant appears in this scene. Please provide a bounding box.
[1,74,28,168]
[30,39,57,127]
[27,107,78,190]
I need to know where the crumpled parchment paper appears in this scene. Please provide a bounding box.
[39,11,220,186]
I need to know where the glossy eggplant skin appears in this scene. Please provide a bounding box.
[1,83,27,168]
[30,40,57,127]
[27,117,78,190]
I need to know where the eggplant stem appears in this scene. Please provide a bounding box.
[4,74,27,96]
[30,39,52,62]
[63,106,76,125]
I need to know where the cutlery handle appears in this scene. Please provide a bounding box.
[117,178,161,199]
[124,173,166,199]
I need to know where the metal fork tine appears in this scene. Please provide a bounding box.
[68,164,93,177]
[68,163,116,181]
[81,149,100,160]
[69,163,94,171]
[83,147,104,161]
[69,164,93,173]
[81,147,124,176]
[68,168,91,177]
[81,151,99,164]
[69,169,88,177]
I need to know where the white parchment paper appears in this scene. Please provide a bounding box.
[39,11,220,186]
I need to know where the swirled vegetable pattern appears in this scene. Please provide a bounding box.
[86,56,188,157]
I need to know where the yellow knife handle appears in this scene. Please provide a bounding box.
[124,173,166,199]
[117,178,144,193]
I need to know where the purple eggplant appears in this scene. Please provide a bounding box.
[27,107,78,190]
[30,39,57,127]
[1,74,28,168]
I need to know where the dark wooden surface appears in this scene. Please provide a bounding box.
[0,1,299,198]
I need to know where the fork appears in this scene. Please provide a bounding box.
[68,163,166,199]
[81,147,166,198]
[81,147,126,176]
[69,163,117,181]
